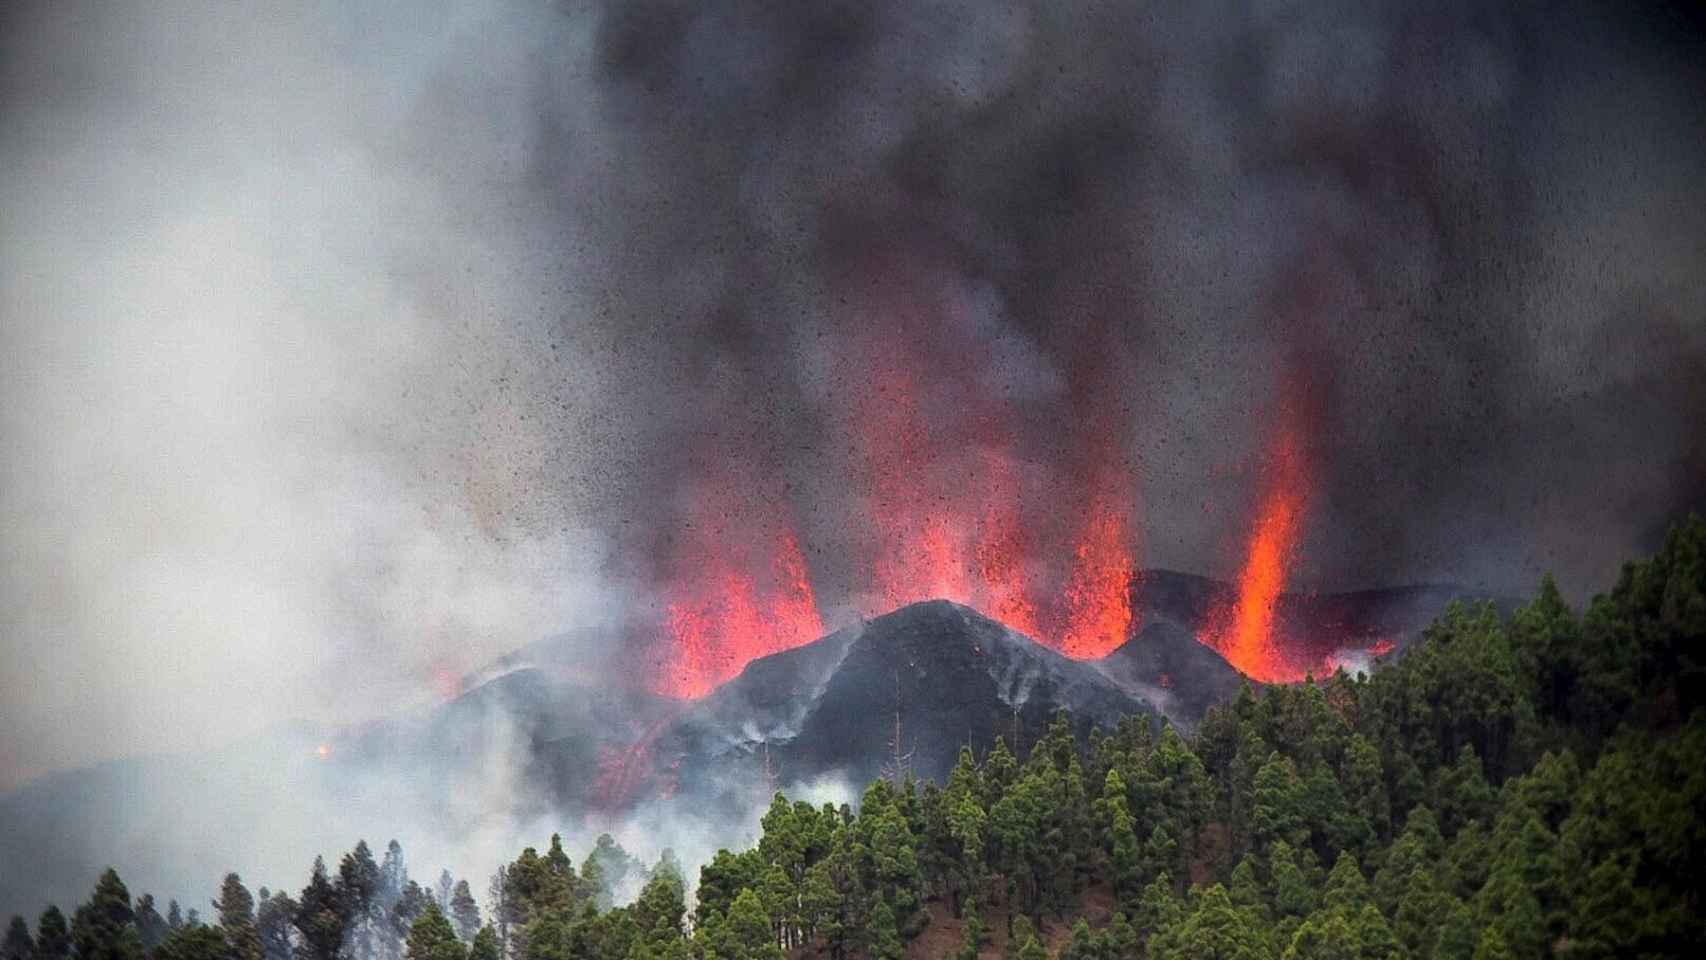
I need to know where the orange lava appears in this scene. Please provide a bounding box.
[1057,492,1136,658]
[973,447,1043,640]
[1202,406,1308,682]
[655,497,825,699]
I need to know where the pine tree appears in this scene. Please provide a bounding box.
[629,858,685,949]
[582,835,637,911]
[947,790,989,917]
[1143,823,1178,888]
[215,874,262,960]
[484,868,513,960]
[1229,857,1268,920]
[953,899,983,960]
[1281,911,1357,960]
[984,737,1019,810]
[71,869,143,960]
[1435,746,1495,839]
[1133,872,1180,943]
[1430,900,1475,960]
[759,793,805,882]
[2,917,33,960]
[404,905,463,960]
[294,857,348,960]
[1102,768,1142,898]
[339,843,381,960]
[863,899,902,960]
[1153,884,1269,960]
[693,850,760,931]
[1352,903,1401,960]
[1106,911,1140,958]
[1253,752,1308,852]
[1340,734,1390,842]
[255,891,297,960]
[446,883,479,944]
[32,911,67,960]
[1059,918,1098,960]
[758,864,793,950]
[465,928,498,960]
[377,843,407,960]
[1373,806,1443,913]
[133,895,168,953]
[1321,853,1370,915]
[801,858,844,957]
[1512,573,1582,724]
[391,882,434,955]
[1006,916,1037,960]
[1392,868,1445,959]
[709,891,781,960]
[1269,841,1316,919]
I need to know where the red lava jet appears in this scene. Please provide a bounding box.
[1195,374,1407,682]
[1200,404,1310,683]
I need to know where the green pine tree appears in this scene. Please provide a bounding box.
[215,874,262,960]
[34,908,69,960]
[465,928,498,960]
[404,904,464,960]
[71,869,143,960]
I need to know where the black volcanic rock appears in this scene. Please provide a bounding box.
[1096,620,1251,727]
[647,600,1155,809]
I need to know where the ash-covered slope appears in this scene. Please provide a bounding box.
[1095,619,1250,726]
[646,600,1155,809]
[347,665,680,813]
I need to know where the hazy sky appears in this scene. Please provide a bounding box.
[3,0,1705,792]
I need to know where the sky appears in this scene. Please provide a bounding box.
[3,0,1705,795]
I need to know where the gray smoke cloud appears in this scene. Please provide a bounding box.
[2,0,1705,911]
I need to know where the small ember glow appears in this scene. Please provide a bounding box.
[430,663,462,702]
[315,743,331,760]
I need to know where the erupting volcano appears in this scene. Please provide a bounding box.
[645,312,1147,697]
[642,356,1399,698]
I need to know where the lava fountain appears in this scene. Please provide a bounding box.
[643,321,1144,696]
[1201,397,1310,682]
[653,474,825,699]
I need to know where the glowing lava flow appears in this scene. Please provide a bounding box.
[1202,413,1308,681]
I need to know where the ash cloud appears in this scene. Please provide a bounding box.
[2,0,1706,919]
[540,0,1706,623]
